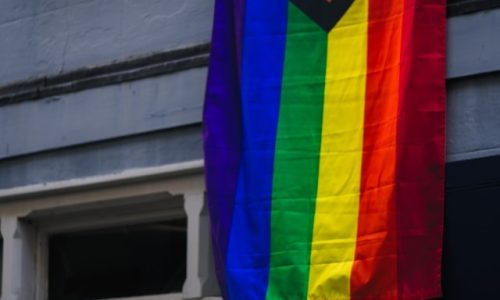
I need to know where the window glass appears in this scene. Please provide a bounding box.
[442,156,500,299]
[48,219,187,300]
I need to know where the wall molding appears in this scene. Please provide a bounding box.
[0,43,210,107]
[448,0,500,17]
[0,159,204,203]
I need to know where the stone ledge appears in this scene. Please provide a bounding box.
[0,43,210,106]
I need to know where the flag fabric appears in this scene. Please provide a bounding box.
[203,0,445,299]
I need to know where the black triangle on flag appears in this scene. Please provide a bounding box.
[290,0,355,32]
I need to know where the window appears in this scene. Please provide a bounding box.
[0,163,219,300]
[48,219,187,300]
[443,155,500,299]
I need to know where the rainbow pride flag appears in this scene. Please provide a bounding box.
[203,0,445,299]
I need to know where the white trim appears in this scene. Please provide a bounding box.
[30,192,190,300]
[0,159,204,202]
[0,159,222,300]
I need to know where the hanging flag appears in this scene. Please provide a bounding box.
[203,0,445,299]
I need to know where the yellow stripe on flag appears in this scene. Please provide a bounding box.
[308,0,368,298]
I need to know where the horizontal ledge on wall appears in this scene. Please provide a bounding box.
[448,0,500,17]
[447,69,500,83]
[0,43,210,106]
[0,159,204,203]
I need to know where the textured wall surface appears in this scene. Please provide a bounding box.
[0,68,207,159]
[447,8,500,78]
[0,0,213,86]
[0,125,202,189]
[0,0,213,190]
[447,74,500,162]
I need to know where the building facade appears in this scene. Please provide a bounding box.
[0,0,499,299]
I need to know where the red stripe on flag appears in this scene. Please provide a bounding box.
[396,0,446,298]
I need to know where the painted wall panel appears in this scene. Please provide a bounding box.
[0,0,213,86]
[447,74,500,162]
[447,8,500,78]
[0,125,202,190]
[0,68,206,159]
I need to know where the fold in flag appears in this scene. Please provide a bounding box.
[204,0,445,299]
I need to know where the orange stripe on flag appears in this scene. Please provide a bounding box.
[351,0,403,299]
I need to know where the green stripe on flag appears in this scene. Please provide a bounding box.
[267,4,327,299]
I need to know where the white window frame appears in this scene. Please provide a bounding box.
[0,160,220,300]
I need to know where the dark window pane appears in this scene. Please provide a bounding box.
[49,219,187,300]
[441,156,500,299]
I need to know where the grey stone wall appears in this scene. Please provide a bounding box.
[447,8,500,78]
[0,0,213,86]
[0,68,207,159]
[0,0,212,189]
[0,125,202,189]
[447,74,500,162]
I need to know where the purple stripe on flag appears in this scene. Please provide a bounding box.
[203,0,245,298]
